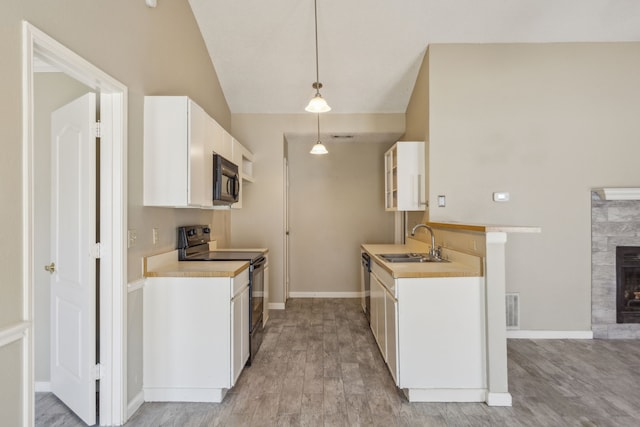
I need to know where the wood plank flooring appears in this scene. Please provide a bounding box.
[36,298,640,426]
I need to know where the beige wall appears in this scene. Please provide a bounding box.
[230,114,405,304]
[288,140,395,294]
[1,0,231,421]
[418,43,640,331]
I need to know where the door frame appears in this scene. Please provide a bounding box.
[22,22,128,426]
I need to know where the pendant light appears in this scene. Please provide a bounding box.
[305,0,331,113]
[310,114,328,155]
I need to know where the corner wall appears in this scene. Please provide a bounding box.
[417,43,640,332]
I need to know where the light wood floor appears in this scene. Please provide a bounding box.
[36,298,640,426]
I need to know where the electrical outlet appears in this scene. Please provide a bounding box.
[127,229,137,248]
[152,228,159,245]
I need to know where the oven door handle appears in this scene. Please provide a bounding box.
[251,256,266,270]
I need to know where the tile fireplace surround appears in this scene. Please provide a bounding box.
[592,189,640,339]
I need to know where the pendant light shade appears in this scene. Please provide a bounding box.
[310,113,328,155]
[305,0,331,112]
[310,141,329,155]
[305,93,331,113]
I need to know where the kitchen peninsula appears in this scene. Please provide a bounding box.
[362,221,540,406]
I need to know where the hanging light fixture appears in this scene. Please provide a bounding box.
[310,114,328,155]
[305,0,331,113]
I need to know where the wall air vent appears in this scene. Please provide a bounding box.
[506,293,520,329]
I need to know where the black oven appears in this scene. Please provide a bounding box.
[213,154,239,205]
[177,225,265,365]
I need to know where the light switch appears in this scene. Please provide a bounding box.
[493,192,510,202]
[437,195,446,207]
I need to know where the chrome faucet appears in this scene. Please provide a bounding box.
[411,224,438,258]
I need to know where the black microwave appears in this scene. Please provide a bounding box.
[213,154,239,205]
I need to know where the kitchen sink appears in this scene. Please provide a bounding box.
[378,253,450,263]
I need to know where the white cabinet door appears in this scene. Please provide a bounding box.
[385,289,398,384]
[241,286,250,365]
[371,274,387,359]
[188,100,210,207]
[231,283,250,386]
[384,141,426,211]
[215,129,233,160]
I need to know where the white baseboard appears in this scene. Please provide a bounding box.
[506,330,593,339]
[403,388,486,403]
[144,387,227,403]
[269,302,285,310]
[288,291,362,298]
[127,390,145,419]
[34,382,51,392]
[486,392,513,407]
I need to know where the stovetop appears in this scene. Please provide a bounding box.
[182,250,265,262]
[177,225,264,262]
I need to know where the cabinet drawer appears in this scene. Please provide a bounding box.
[371,260,396,298]
[233,267,250,296]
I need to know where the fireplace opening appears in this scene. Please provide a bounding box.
[617,246,640,324]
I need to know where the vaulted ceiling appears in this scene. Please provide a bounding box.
[188,0,640,115]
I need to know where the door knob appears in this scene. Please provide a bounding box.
[44,262,56,273]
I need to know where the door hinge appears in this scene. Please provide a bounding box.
[95,121,101,138]
[94,363,103,380]
[92,242,102,259]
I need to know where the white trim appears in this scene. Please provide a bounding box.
[23,22,128,426]
[506,330,593,339]
[486,392,513,407]
[288,291,363,298]
[127,390,144,419]
[269,302,286,310]
[144,387,228,403]
[0,322,29,348]
[403,388,487,403]
[594,187,640,201]
[34,382,51,393]
[128,279,146,293]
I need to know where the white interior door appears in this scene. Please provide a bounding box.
[49,93,97,426]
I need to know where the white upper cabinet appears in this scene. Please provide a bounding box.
[231,137,255,209]
[144,96,213,208]
[144,96,254,209]
[384,141,426,211]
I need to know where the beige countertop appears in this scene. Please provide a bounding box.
[143,247,250,278]
[361,244,482,279]
[427,221,541,234]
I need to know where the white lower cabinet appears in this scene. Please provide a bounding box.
[368,257,486,403]
[143,267,250,402]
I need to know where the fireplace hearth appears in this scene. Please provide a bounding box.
[617,246,640,323]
